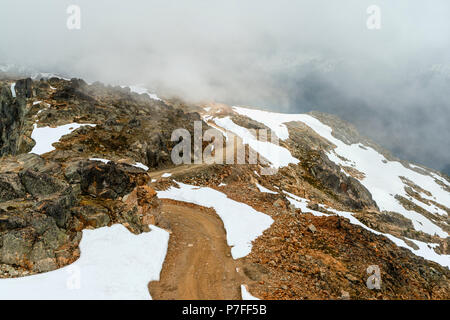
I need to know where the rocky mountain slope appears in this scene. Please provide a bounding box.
[0,75,448,299]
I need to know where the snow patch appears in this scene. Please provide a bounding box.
[256,183,277,194]
[122,85,161,101]
[233,106,290,140]
[30,123,96,155]
[89,158,110,164]
[157,182,273,259]
[233,107,449,238]
[323,206,450,268]
[213,116,299,169]
[241,285,260,300]
[284,191,326,217]
[89,158,148,171]
[283,190,449,267]
[0,224,169,300]
[31,72,71,81]
[133,162,149,171]
[10,83,16,98]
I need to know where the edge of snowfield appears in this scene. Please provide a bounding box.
[0,225,169,300]
[30,123,97,155]
[284,191,450,268]
[157,182,274,259]
[241,284,260,300]
[232,106,449,238]
[209,106,449,268]
[5,120,169,299]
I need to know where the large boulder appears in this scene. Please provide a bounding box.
[19,169,68,197]
[0,173,26,202]
[0,228,34,267]
[79,161,137,199]
[14,78,33,99]
[302,151,378,210]
[121,185,161,233]
[0,85,29,156]
[37,188,77,228]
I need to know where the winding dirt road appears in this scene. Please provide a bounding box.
[148,200,243,300]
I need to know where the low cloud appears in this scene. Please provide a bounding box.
[1,0,449,173]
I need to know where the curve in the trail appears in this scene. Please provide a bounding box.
[148,200,243,300]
